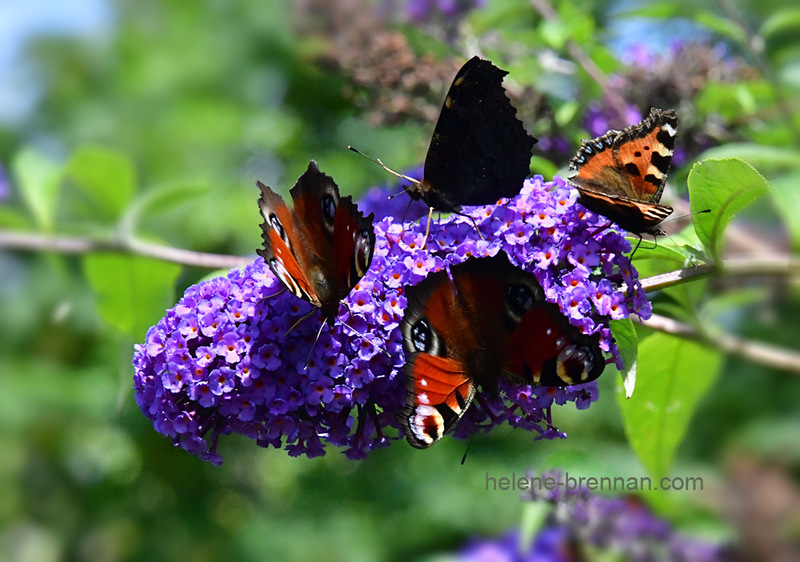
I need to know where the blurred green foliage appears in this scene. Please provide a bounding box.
[1,0,799,561]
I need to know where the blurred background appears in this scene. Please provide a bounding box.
[1,0,799,560]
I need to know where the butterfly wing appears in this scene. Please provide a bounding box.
[258,161,375,322]
[612,108,677,204]
[288,161,375,318]
[453,253,604,387]
[401,354,476,449]
[332,196,375,299]
[569,108,677,234]
[401,266,479,448]
[420,56,537,212]
[256,180,319,307]
[502,293,605,387]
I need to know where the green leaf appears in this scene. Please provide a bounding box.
[760,7,800,41]
[126,181,208,230]
[539,19,569,49]
[530,156,558,181]
[616,333,723,478]
[0,208,33,229]
[620,2,681,18]
[12,148,63,231]
[67,146,136,221]
[688,158,769,261]
[696,143,800,170]
[554,101,579,127]
[769,171,800,250]
[610,319,638,398]
[693,10,748,44]
[518,502,550,556]
[83,254,181,340]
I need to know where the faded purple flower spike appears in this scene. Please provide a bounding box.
[133,176,649,463]
[461,469,729,562]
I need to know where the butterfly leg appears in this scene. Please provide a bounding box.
[339,303,391,357]
[540,406,565,437]
[421,206,434,249]
[453,210,486,241]
[302,320,328,371]
[629,234,644,259]
[283,307,318,337]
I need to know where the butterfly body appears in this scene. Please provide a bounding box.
[399,252,604,448]
[569,108,677,235]
[257,161,375,324]
[404,56,537,213]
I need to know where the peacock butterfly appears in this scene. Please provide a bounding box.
[568,107,677,236]
[256,161,375,325]
[351,56,536,215]
[399,251,604,448]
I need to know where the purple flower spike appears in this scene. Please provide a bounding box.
[456,470,728,560]
[133,176,650,462]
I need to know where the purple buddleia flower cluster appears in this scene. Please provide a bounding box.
[457,471,728,561]
[133,176,650,463]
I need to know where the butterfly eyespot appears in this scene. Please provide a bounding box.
[321,195,336,223]
[353,229,373,277]
[557,345,598,383]
[410,319,432,353]
[505,283,535,321]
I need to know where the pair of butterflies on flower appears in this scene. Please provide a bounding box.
[257,56,679,449]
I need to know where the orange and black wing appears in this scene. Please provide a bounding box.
[568,108,677,234]
[257,179,319,307]
[400,268,476,448]
[257,161,375,322]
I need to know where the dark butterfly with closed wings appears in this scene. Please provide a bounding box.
[399,251,604,448]
[352,56,537,215]
[568,107,678,236]
[256,161,375,325]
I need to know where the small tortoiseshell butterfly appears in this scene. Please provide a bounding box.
[399,251,604,448]
[257,161,375,324]
[568,108,677,236]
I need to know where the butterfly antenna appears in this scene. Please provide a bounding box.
[461,431,477,465]
[632,208,711,259]
[265,287,286,299]
[303,320,327,371]
[666,208,712,223]
[283,308,318,337]
[348,146,420,185]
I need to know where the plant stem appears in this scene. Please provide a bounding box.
[0,230,252,269]
[639,313,800,375]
